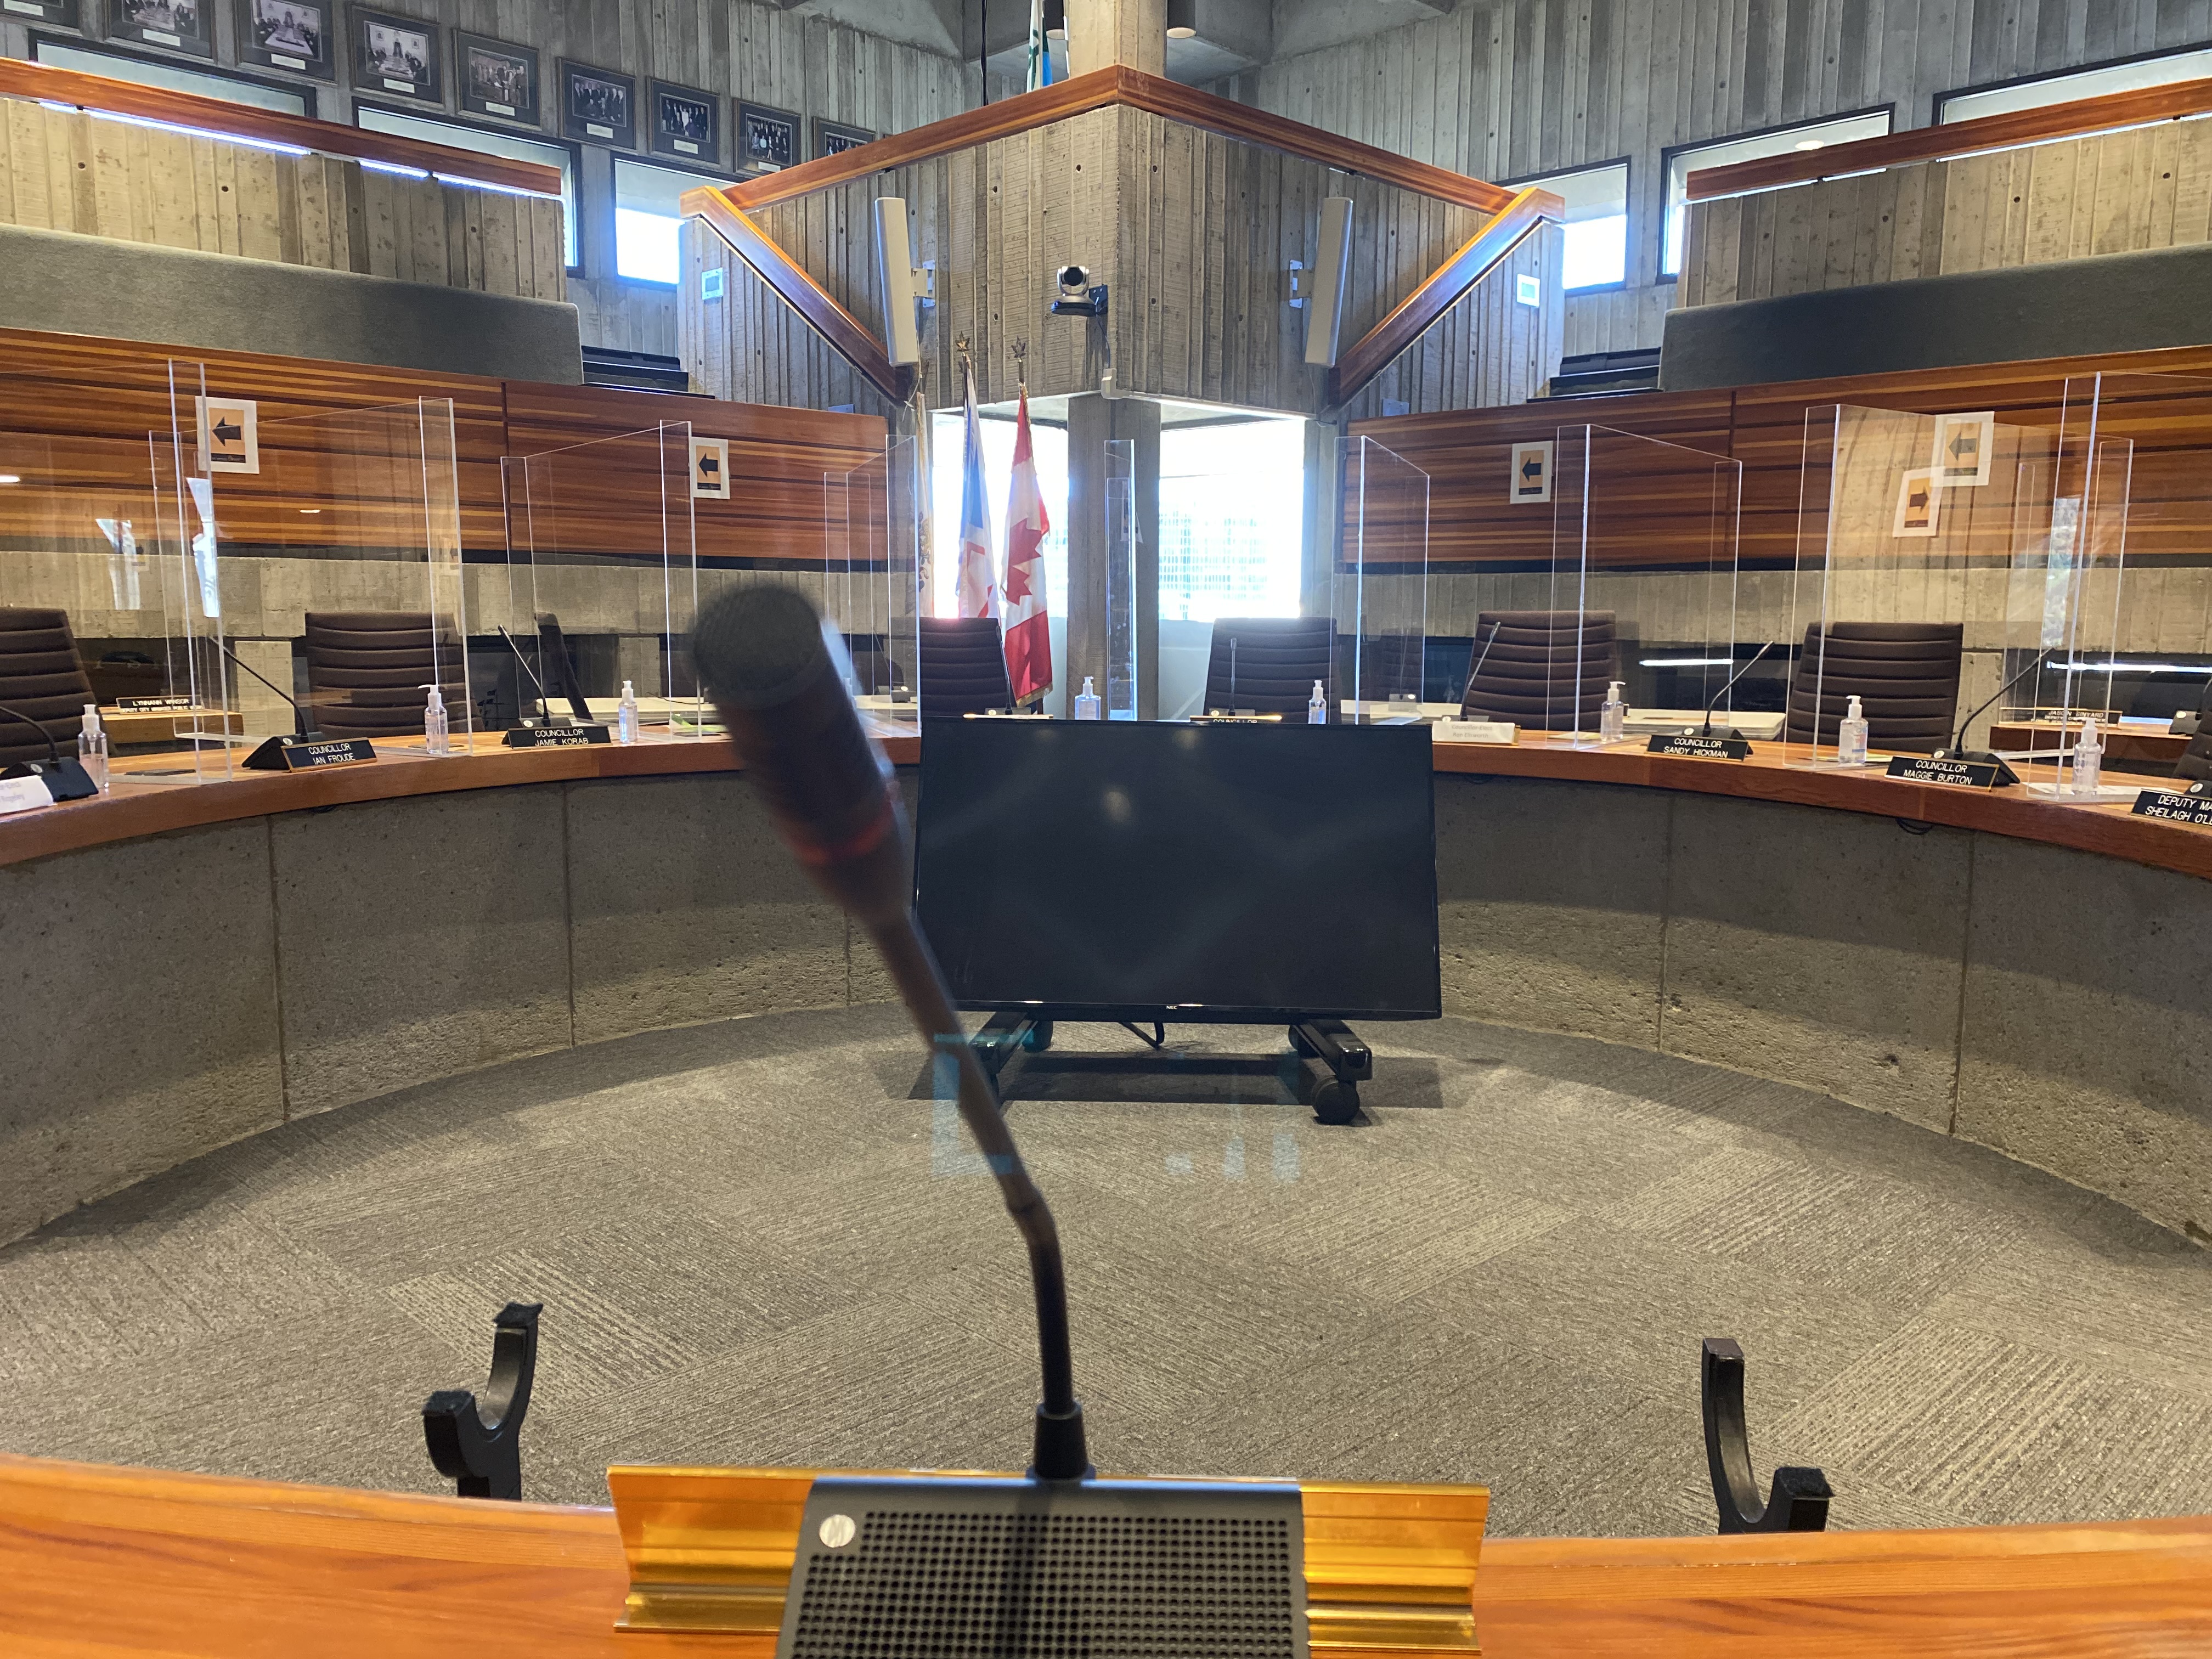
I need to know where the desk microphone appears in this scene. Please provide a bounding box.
[1460,619,1501,710]
[1937,647,2057,771]
[690,584,1088,1482]
[0,701,98,800]
[219,639,323,741]
[1699,639,1776,739]
[498,626,573,727]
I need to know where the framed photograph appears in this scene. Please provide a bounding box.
[5,2,81,26]
[735,100,799,173]
[353,7,438,104]
[561,59,635,148]
[1893,466,1941,539]
[813,117,875,160]
[235,0,332,79]
[650,79,719,163]
[1930,409,1996,488]
[108,0,213,58]
[455,30,537,123]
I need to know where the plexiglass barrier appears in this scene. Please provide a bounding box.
[826,435,922,737]
[1333,436,1429,721]
[504,421,695,738]
[232,398,470,751]
[1103,438,1138,720]
[0,359,233,781]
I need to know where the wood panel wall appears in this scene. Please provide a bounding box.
[1217,0,2212,358]
[1683,117,2212,307]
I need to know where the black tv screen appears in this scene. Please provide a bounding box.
[914,720,1441,1022]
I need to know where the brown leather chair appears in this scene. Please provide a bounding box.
[0,607,97,767]
[918,617,1014,717]
[1459,610,1617,731]
[304,611,466,741]
[1785,622,1963,754]
[1206,616,1335,716]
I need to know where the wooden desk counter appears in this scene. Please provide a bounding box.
[3,1452,2206,1658]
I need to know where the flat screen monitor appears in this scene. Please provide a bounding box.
[915,719,1441,1022]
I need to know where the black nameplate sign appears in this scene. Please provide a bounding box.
[116,695,195,710]
[503,723,611,748]
[2132,784,2212,826]
[1886,754,2005,788]
[1647,732,1752,760]
[244,735,378,771]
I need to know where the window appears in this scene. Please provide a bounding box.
[614,157,729,285]
[1157,419,1306,623]
[356,104,578,269]
[1516,161,1628,291]
[1939,46,2212,123]
[928,408,1070,623]
[33,36,312,117]
[1661,108,1893,275]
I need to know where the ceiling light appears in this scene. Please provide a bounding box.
[0,473,19,485]
[1166,0,1197,37]
[300,507,321,514]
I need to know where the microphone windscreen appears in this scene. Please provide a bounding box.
[691,583,832,709]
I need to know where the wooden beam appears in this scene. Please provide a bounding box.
[1686,75,2212,202]
[1324,187,1560,409]
[684,189,914,407]
[0,58,565,196]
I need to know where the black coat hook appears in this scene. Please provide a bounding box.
[1701,1337,1832,1533]
[424,1301,542,1501]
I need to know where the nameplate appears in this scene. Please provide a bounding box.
[588,122,615,138]
[487,100,515,116]
[3,2,47,14]
[1886,754,2002,788]
[503,723,611,748]
[674,138,698,154]
[273,54,305,69]
[383,77,415,93]
[146,27,180,44]
[0,774,52,815]
[117,695,194,710]
[249,736,377,771]
[1649,732,1751,760]
[2132,785,2212,826]
[1432,719,1516,744]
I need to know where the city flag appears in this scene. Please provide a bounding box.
[954,358,996,619]
[1002,388,1053,705]
[1026,0,1054,92]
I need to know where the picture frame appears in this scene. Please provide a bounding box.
[455,30,538,125]
[4,2,82,26]
[235,0,333,80]
[560,59,636,148]
[352,7,439,104]
[735,100,800,173]
[107,0,213,59]
[649,79,719,164]
[813,117,876,160]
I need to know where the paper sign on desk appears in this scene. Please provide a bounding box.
[1433,720,1516,744]
[0,775,52,816]
[2132,783,2212,826]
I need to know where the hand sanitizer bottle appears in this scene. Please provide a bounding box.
[419,684,450,757]
[1837,694,1869,766]
[1600,681,1626,742]
[617,680,639,744]
[77,703,108,793]
[1308,680,1327,725]
[2072,716,2103,794]
[1073,676,1102,720]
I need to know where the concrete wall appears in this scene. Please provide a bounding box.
[3,771,2206,1250]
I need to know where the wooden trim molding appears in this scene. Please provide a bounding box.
[683,188,914,405]
[718,67,1521,216]
[1685,73,2212,201]
[0,57,565,196]
[1325,186,1560,408]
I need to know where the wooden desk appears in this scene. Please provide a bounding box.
[3,1453,2205,1657]
[98,706,244,746]
[1990,721,2190,766]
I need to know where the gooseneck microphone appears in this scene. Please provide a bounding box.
[1938,647,2057,765]
[1699,639,1776,739]
[690,585,1089,1483]
[498,625,571,727]
[0,701,98,800]
[218,639,322,740]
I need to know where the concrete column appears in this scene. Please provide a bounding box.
[1300,415,1343,621]
[1067,0,1165,77]
[1066,392,1161,718]
[233,637,295,739]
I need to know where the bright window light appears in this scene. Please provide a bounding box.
[1158,420,1306,623]
[357,105,577,268]
[1940,47,2212,123]
[33,39,311,115]
[1519,161,1628,290]
[929,409,1070,621]
[1663,109,1892,274]
[616,157,726,285]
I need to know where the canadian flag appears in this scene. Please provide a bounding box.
[1002,388,1053,706]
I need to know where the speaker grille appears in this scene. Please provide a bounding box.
[786,1499,1303,1658]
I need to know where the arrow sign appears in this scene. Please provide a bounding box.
[212,418,244,444]
[1521,457,1542,479]
[1948,433,1976,458]
[1909,486,1929,511]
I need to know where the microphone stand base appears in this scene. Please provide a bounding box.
[1031,1400,1092,1484]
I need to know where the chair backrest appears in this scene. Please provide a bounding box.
[0,607,97,767]
[1785,622,1963,754]
[1460,611,1618,730]
[2177,677,2212,783]
[918,617,1013,718]
[1204,616,1334,716]
[304,611,465,740]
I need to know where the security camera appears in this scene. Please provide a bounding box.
[1057,264,1090,297]
[1050,264,1107,318]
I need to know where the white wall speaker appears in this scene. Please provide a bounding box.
[873,196,922,367]
[1305,195,1354,368]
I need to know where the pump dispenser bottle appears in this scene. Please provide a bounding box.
[1308,680,1327,725]
[1073,676,1102,720]
[1599,681,1626,742]
[1837,694,1869,766]
[2073,716,2103,794]
[419,684,450,756]
[77,703,108,792]
[617,680,639,744]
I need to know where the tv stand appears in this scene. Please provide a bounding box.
[968,1011,1372,1125]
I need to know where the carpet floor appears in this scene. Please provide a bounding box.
[3,1006,2208,1539]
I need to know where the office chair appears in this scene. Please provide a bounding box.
[1785,622,1963,754]
[303,611,467,741]
[1459,610,1617,730]
[2176,678,2212,782]
[1204,616,1334,716]
[918,617,1014,717]
[0,607,98,767]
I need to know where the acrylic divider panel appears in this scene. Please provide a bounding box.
[1333,436,1429,722]
[825,435,922,738]
[1104,438,1138,720]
